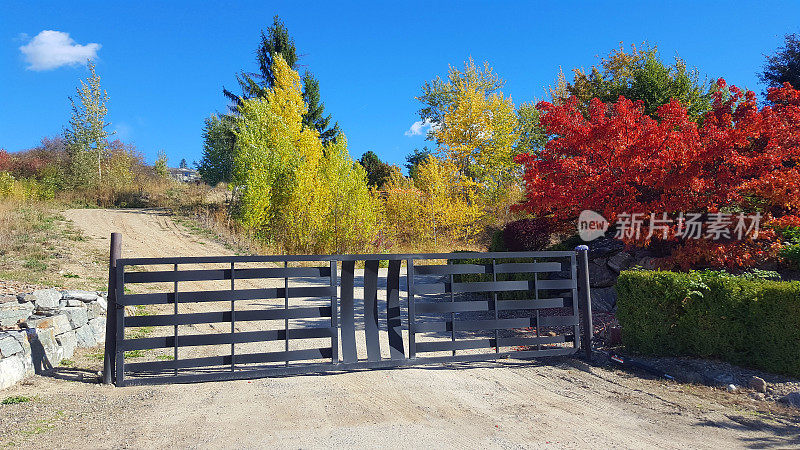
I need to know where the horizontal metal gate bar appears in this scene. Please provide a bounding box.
[120,347,579,387]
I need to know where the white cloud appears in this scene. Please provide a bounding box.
[404,118,437,137]
[19,30,101,71]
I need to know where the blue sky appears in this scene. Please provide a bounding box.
[1,1,798,170]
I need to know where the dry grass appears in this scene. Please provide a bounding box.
[173,204,275,256]
[0,200,59,283]
[0,199,105,289]
[57,177,215,210]
[0,176,491,289]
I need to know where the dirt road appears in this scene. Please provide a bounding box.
[2,208,798,448]
[63,208,232,261]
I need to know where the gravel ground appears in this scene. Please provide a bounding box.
[0,280,49,296]
[2,349,799,448]
[1,208,798,448]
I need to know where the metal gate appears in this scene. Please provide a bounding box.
[102,234,592,386]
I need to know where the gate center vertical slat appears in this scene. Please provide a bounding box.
[284,261,289,366]
[363,260,381,362]
[386,259,404,360]
[407,258,416,359]
[230,262,235,372]
[340,261,357,363]
[330,260,338,364]
[173,263,179,376]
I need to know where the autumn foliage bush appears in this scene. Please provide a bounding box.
[0,137,152,207]
[381,156,484,247]
[515,80,800,269]
[501,217,554,251]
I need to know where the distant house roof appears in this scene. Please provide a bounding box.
[167,167,200,182]
[167,167,197,174]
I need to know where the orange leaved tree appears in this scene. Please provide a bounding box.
[514,80,800,269]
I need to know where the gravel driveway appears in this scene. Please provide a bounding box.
[2,208,797,448]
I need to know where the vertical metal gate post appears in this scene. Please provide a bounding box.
[575,245,593,360]
[102,233,121,385]
[114,255,125,386]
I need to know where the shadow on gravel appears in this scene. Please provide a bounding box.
[259,358,553,380]
[40,367,102,384]
[696,415,800,448]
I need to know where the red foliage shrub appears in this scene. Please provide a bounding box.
[502,218,554,251]
[515,80,800,269]
[0,150,10,172]
[0,137,69,179]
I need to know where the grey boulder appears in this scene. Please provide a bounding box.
[21,289,61,310]
[0,301,34,327]
[590,287,617,312]
[61,290,100,302]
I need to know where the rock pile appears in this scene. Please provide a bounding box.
[585,236,660,312]
[0,288,107,390]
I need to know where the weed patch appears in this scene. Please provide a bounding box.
[2,396,33,405]
[124,350,146,358]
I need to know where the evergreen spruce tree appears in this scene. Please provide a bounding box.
[222,15,339,142]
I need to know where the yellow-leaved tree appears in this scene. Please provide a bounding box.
[419,59,520,200]
[382,155,483,247]
[436,78,519,201]
[233,55,379,253]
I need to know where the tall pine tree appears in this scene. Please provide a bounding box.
[760,33,800,92]
[202,16,340,185]
[302,71,340,144]
[223,15,339,143]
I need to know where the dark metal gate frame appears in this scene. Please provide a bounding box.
[102,233,592,386]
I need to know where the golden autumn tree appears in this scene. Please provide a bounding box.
[382,155,483,247]
[417,59,520,199]
[381,171,422,244]
[232,55,379,253]
[435,78,519,196]
[415,156,484,243]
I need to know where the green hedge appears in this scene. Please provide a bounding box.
[779,226,800,270]
[616,270,800,376]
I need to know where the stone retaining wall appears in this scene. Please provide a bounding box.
[0,289,107,390]
[585,236,660,312]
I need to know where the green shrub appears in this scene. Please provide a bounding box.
[617,270,800,376]
[779,227,800,270]
[488,229,506,252]
[782,243,800,270]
